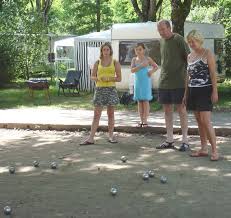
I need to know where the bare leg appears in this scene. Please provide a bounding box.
[107,105,115,139]
[143,101,150,125]
[87,106,103,142]
[138,101,144,124]
[194,111,208,151]
[200,111,218,158]
[163,104,174,142]
[176,104,188,143]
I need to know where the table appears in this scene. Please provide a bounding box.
[26,79,51,104]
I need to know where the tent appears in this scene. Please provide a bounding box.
[54,30,111,91]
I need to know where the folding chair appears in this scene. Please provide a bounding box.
[58,70,82,96]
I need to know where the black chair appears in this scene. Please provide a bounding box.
[58,70,82,96]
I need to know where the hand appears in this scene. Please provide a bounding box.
[100,76,109,82]
[182,95,187,107]
[211,91,218,103]
[148,70,154,77]
[141,61,149,68]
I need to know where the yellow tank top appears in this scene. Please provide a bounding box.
[96,59,116,87]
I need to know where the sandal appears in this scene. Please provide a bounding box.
[142,123,149,128]
[108,137,118,143]
[190,150,208,157]
[156,141,174,149]
[136,122,143,127]
[80,139,95,146]
[210,153,219,161]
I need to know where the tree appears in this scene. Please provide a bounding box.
[30,0,53,25]
[130,0,164,22]
[171,0,192,36]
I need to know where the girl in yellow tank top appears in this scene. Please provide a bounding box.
[80,42,122,145]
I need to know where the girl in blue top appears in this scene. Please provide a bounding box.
[131,43,158,127]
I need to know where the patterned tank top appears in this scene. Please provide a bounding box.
[187,53,212,88]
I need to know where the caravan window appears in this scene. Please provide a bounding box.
[119,40,161,66]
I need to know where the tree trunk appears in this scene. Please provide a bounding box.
[96,0,100,32]
[131,0,163,22]
[0,0,3,11]
[171,0,192,36]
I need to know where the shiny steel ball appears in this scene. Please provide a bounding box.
[160,176,167,184]
[142,172,149,181]
[50,162,58,169]
[3,206,12,215]
[120,156,127,163]
[148,170,155,178]
[9,166,15,174]
[110,187,117,196]
[33,160,39,167]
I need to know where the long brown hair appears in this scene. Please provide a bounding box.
[100,42,113,59]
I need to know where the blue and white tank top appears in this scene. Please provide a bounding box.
[187,51,212,88]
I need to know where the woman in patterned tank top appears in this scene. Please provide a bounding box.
[183,30,219,161]
[80,42,122,145]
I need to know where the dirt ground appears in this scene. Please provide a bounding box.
[0,128,231,218]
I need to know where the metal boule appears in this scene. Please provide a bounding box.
[3,206,12,215]
[120,156,127,163]
[160,176,167,184]
[142,172,149,181]
[148,170,155,178]
[33,160,39,167]
[50,162,58,169]
[9,166,15,174]
[110,187,117,196]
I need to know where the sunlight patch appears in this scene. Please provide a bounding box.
[176,190,191,197]
[18,166,35,173]
[158,149,175,154]
[142,192,156,197]
[0,167,9,173]
[193,166,219,172]
[80,163,131,171]
[155,197,166,203]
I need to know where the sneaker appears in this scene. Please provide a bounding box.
[156,141,174,149]
[179,143,190,152]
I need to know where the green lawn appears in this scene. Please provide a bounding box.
[0,79,230,111]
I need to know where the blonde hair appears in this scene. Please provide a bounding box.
[186,30,204,45]
[100,42,113,59]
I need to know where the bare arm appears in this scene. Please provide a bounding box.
[207,49,218,103]
[147,57,158,77]
[90,61,99,81]
[114,60,122,82]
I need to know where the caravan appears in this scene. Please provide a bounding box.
[54,21,225,92]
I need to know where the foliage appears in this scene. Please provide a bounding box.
[111,0,138,23]
[55,0,113,35]
[0,0,52,82]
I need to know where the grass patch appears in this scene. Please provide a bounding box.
[0,79,230,112]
